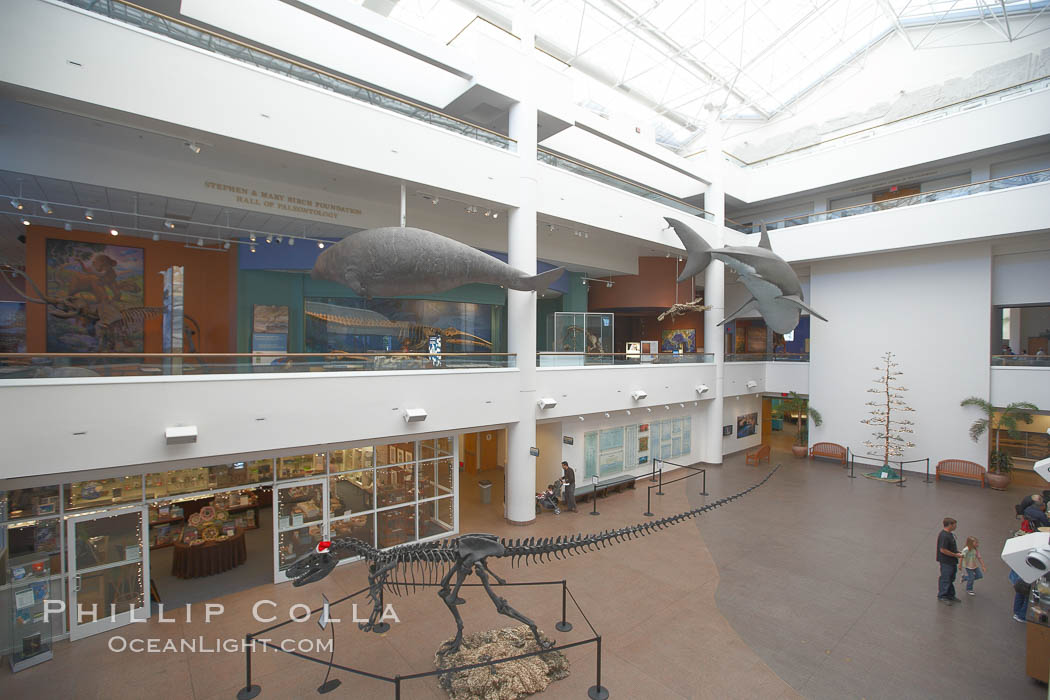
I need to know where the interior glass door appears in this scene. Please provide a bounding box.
[274,479,327,583]
[67,507,149,641]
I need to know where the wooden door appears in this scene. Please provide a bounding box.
[761,398,772,445]
[463,433,478,473]
[480,430,499,470]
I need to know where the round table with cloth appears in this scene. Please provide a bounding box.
[172,530,247,578]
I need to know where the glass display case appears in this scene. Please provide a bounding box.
[547,312,614,353]
[8,553,54,672]
[275,481,325,578]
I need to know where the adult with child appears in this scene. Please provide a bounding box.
[936,517,963,604]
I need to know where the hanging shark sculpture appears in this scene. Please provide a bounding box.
[665,217,827,334]
[311,226,565,298]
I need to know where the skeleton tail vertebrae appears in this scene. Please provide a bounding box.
[500,465,779,566]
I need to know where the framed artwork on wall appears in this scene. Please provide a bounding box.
[722,425,733,437]
[736,413,757,439]
[660,329,696,353]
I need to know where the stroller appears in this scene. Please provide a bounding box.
[536,481,563,515]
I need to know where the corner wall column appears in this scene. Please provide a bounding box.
[702,124,726,466]
[505,5,538,525]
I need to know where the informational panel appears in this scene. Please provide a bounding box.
[252,304,289,366]
[162,266,184,375]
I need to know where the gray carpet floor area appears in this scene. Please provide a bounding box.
[149,507,275,610]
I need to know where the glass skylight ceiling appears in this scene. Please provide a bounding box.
[364,0,1048,151]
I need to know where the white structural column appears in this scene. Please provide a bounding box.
[505,5,538,524]
[702,123,726,465]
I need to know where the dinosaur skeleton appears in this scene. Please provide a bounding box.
[304,308,492,353]
[0,265,200,352]
[657,296,711,322]
[289,466,779,652]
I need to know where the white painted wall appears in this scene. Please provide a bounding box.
[993,250,1050,305]
[535,422,563,492]
[765,362,811,395]
[809,242,992,471]
[723,394,762,456]
[724,363,766,398]
[990,368,1050,408]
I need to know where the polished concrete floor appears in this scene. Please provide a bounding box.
[1,447,1042,699]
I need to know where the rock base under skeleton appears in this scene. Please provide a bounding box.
[435,626,569,700]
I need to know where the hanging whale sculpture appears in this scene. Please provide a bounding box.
[665,217,827,335]
[310,226,565,298]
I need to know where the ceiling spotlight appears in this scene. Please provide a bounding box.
[547,224,554,232]
[265,234,273,244]
[223,241,231,250]
[275,236,282,244]
[164,219,175,230]
[288,237,295,246]
[626,410,631,416]
[250,245,256,253]
[646,407,652,413]
[606,282,612,288]
[431,197,439,205]
[484,210,491,217]
[578,416,585,421]
[20,218,30,226]
[664,405,670,410]
[318,241,325,249]
[64,223,73,232]
[492,212,499,219]
[110,228,118,236]
[249,233,256,242]
[10,199,23,210]
[40,203,53,215]
[197,238,204,246]
[84,209,94,220]
[679,403,685,408]
[152,233,160,241]
[186,141,201,154]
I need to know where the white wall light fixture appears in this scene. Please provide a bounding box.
[745,380,758,389]
[696,385,709,395]
[165,425,198,445]
[403,408,427,423]
[630,390,648,401]
[537,397,558,409]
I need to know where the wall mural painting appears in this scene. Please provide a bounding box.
[0,301,27,352]
[45,240,145,352]
[737,412,758,439]
[661,328,696,353]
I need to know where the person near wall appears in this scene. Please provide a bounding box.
[1024,501,1050,530]
[937,517,963,604]
[560,461,577,513]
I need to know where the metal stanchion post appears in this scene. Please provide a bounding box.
[590,475,600,516]
[644,485,653,517]
[650,459,657,482]
[394,676,401,700]
[556,580,573,632]
[847,455,856,479]
[656,468,664,496]
[236,634,261,699]
[924,458,931,484]
[898,460,906,488]
[588,635,609,700]
[700,469,708,496]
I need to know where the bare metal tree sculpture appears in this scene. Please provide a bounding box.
[289,467,779,653]
[861,351,916,465]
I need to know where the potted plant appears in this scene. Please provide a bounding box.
[960,397,1038,490]
[773,392,823,458]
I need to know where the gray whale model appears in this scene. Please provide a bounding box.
[666,217,827,335]
[311,226,565,297]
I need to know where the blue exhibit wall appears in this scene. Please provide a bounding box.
[235,239,586,354]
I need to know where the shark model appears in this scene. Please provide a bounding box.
[665,217,827,335]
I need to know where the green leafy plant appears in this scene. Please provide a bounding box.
[960,397,1039,474]
[772,391,822,446]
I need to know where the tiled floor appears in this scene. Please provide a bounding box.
[1,447,1042,699]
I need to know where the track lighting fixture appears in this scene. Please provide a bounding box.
[20,218,30,226]
[249,233,256,242]
[186,142,201,154]
[287,237,295,246]
[317,241,325,249]
[664,405,670,410]
[110,229,119,236]
[10,199,23,210]
[265,234,273,244]
[646,407,652,413]
[626,410,631,416]
[606,281,612,288]
[40,203,53,215]
[431,197,439,205]
[197,238,204,246]
[250,245,256,253]
[578,416,585,421]
[604,412,610,418]
[64,223,73,232]
[152,233,160,241]
[492,212,499,219]
[84,209,94,220]
[484,210,491,217]
[164,220,175,230]
[275,236,282,244]
[547,224,554,232]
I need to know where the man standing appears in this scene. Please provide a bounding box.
[560,461,577,512]
[937,517,963,604]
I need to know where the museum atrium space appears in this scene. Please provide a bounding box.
[0,0,1048,698]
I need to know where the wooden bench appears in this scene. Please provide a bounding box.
[575,474,638,503]
[746,444,770,465]
[935,459,986,488]
[809,442,847,465]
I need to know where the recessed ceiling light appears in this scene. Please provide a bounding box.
[109,228,118,236]
[40,203,53,215]
[84,209,94,220]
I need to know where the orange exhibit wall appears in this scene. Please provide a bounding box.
[22,226,237,353]
[586,257,696,311]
